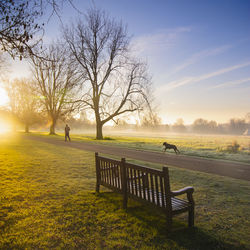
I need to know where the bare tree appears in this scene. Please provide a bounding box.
[0,0,76,59]
[228,118,247,135]
[63,9,152,139]
[30,43,80,134]
[140,112,162,129]
[2,78,18,131]
[4,78,41,132]
[0,0,42,59]
[0,52,9,82]
[192,118,218,134]
[172,118,186,133]
[245,112,250,124]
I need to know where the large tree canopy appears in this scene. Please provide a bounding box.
[0,0,74,58]
[63,8,152,139]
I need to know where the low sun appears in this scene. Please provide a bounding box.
[0,87,11,133]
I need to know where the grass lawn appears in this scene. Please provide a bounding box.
[0,132,250,249]
[35,131,250,164]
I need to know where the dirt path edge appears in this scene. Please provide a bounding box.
[25,134,250,181]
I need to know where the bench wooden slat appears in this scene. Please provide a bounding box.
[155,175,160,206]
[126,167,130,193]
[171,198,190,209]
[105,161,109,184]
[113,164,117,188]
[101,160,106,183]
[107,161,110,186]
[134,169,138,197]
[98,156,121,165]
[118,165,121,189]
[149,174,154,204]
[125,162,164,176]
[146,173,150,202]
[105,161,108,184]
[109,162,113,186]
[137,170,142,199]
[111,162,114,187]
[142,172,146,199]
[160,176,165,208]
[130,168,135,196]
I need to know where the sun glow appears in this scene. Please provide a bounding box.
[0,118,11,133]
[0,87,9,106]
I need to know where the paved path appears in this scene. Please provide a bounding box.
[25,135,250,181]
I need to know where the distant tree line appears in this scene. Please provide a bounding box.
[190,117,250,135]
[113,113,250,135]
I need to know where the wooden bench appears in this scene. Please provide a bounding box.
[95,152,195,229]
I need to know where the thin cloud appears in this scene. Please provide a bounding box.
[131,27,192,56]
[169,44,233,75]
[210,78,250,89]
[162,77,193,91]
[160,61,250,92]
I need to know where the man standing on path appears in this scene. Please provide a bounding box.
[65,124,71,142]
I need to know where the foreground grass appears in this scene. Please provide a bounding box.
[0,133,250,249]
[35,131,250,163]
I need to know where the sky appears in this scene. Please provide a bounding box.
[1,0,250,125]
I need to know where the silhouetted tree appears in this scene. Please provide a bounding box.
[164,123,170,132]
[0,107,12,131]
[140,112,162,129]
[63,8,152,139]
[30,43,80,134]
[15,79,41,132]
[245,112,250,124]
[228,118,247,134]
[3,78,19,131]
[0,52,8,76]
[192,118,218,134]
[3,78,41,132]
[172,118,186,133]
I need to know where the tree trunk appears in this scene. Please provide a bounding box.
[96,122,103,140]
[49,119,56,135]
[25,124,29,133]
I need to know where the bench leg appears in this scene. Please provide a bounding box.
[96,183,100,193]
[188,207,194,227]
[166,214,172,230]
[123,193,128,209]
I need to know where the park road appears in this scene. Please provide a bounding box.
[25,134,250,181]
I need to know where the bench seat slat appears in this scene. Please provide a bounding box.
[128,183,191,211]
[171,198,190,211]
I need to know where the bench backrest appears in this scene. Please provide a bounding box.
[125,162,171,209]
[95,153,172,211]
[96,154,123,193]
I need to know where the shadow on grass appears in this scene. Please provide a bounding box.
[94,136,116,141]
[98,192,246,250]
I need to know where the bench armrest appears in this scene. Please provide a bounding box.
[171,186,194,204]
[171,186,194,196]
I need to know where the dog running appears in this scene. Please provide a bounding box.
[163,142,180,154]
